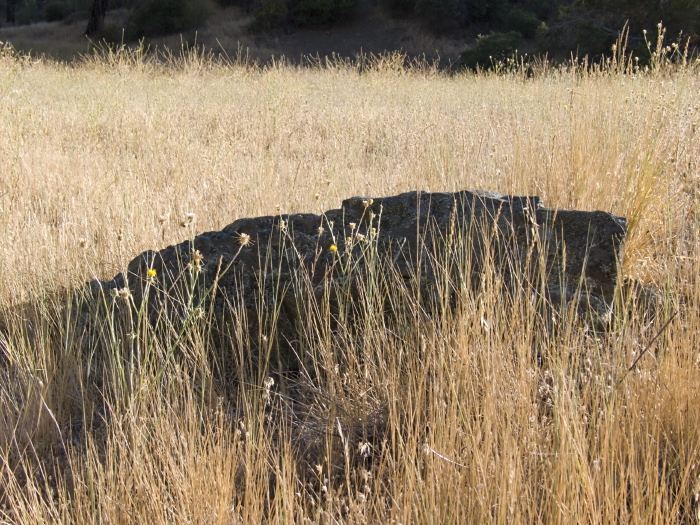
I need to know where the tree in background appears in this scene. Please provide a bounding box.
[291,0,358,28]
[540,0,700,60]
[571,0,700,35]
[460,0,508,24]
[6,0,16,22]
[125,0,211,39]
[380,0,512,34]
[250,0,359,30]
[86,0,108,35]
[577,0,698,42]
[415,0,464,33]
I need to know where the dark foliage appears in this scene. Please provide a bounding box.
[461,0,508,23]
[125,0,210,38]
[45,0,71,21]
[458,30,524,69]
[86,0,108,35]
[415,0,464,34]
[380,0,415,18]
[3,0,699,64]
[215,0,253,10]
[518,0,558,20]
[15,0,43,24]
[291,0,358,27]
[571,0,700,36]
[249,0,288,31]
[505,7,542,38]
[249,0,358,31]
[6,0,17,23]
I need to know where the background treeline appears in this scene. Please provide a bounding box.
[1,0,699,66]
[2,0,126,25]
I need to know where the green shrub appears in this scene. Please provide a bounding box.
[458,31,524,70]
[505,8,541,39]
[292,0,358,27]
[250,0,288,31]
[538,15,615,60]
[126,0,211,39]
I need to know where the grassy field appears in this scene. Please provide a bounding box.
[1,39,699,523]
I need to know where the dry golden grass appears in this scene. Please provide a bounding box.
[0,39,699,524]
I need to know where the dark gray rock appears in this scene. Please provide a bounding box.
[87,190,627,367]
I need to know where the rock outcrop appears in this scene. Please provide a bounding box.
[88,190,627,368]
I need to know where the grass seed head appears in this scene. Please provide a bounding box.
[237,232,252,246]
[191,249,204,267]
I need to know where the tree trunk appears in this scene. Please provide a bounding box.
[85,0,109,36]
[6,0,16,23]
